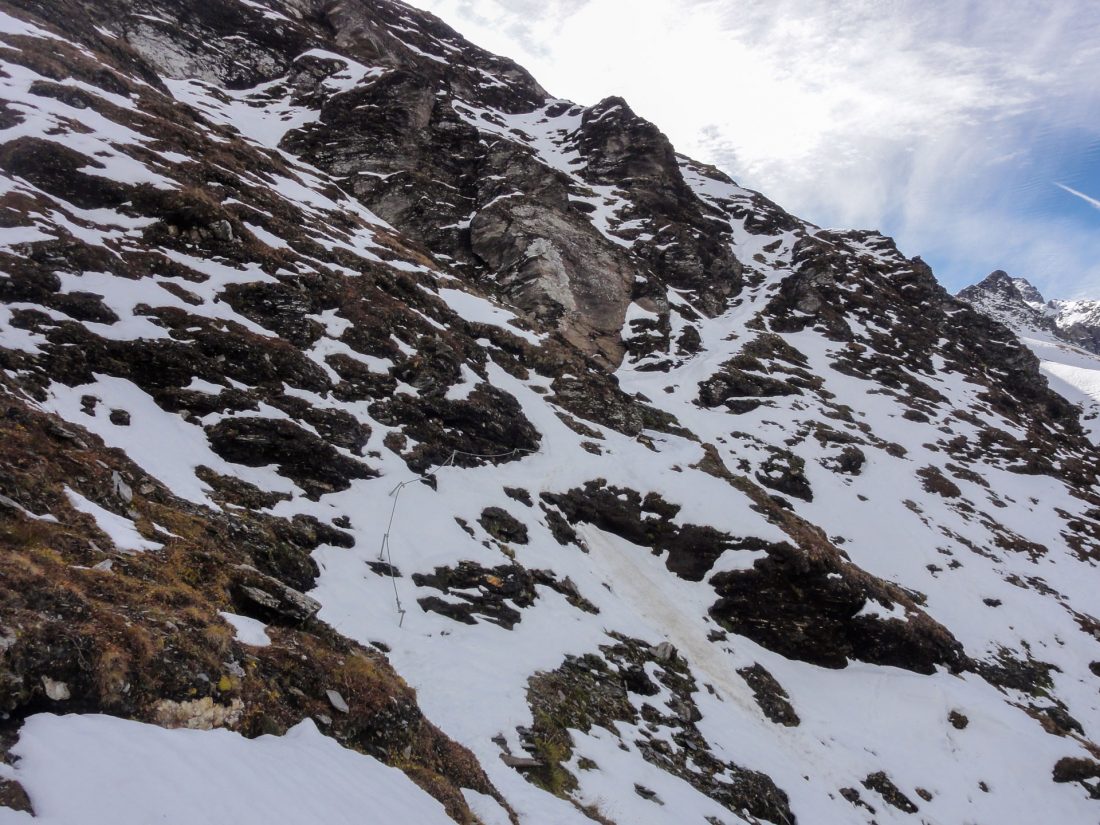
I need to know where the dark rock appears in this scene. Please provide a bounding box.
[500,753,544,769]
[413,561,596,629]
[478,507,529,544]
[862,771,918,813]
[974,649,1058,694]
[1053,756,1100,783]
[633,784,661,803]
[755,449,813,502]
[0,136,131,209]
[54,291,119,324]
[917,465,961,498]
[698,364,801,408]
[621,664,660,696]
[271,398,371,455]
[839,787,875,813]
[823,445,866,475]
[541,506,582,548]
[0,778,33,814]
[738,663,800,727]
[550,374,686,438]
[504,487,533,506]
[543,481,751,581]
[368,561,401,578]
[231,565,321,624]
[948,710,969,729]
[572,99,744,316]
[710,540,964,673]
[1052,757,1100,799]
[195,466,292,510]
[371,384,541,474]
[1032,704,1084,737]
[205,417,376,498]
[220,281,325,348]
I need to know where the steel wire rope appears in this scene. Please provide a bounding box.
[375,446,539,625]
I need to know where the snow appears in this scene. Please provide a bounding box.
[1051,297,1100,329]
[218,611,271,647]
[243,221,290,249]
[296,49,385,93]
[235,0,293,22]
[0,64,175,191]
[166,77,319,149]
[1019,333,1100,441]
[63,488,162,553]
[0,8,63,40]
[44,375,298,505]
[438,287,544,344]
[461,790,513,825]
[0,494,57,523]
[1043,353,1100,400]
[0,714,454,825]
[854,598,908,621]
[0,305,49,354]
[186,377,228,394]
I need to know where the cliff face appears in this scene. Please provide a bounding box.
[1,2,1099,823]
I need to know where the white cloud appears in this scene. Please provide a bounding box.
[407,0,1100,296]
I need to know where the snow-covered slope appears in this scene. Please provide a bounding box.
[0,714,462,825]
[1050,298,1100,355]
[1,2,1099,824]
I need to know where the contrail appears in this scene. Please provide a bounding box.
[1055,181,1100,210]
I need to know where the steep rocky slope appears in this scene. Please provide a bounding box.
[1,2,1099,824]
[960,271,1100,441]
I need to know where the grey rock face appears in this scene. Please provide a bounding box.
[268,12,769,364]
[471,200,636,365]
[232,565,322,624]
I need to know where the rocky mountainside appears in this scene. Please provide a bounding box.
[959,270,1100,356]
[1,2,1099,824]
[958,271,1061,339]
[1054,300,1100,355]
[959,271,1100,441]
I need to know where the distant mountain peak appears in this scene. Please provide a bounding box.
[959,270,1100,355]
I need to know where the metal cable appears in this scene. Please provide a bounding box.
[375,446,539,626]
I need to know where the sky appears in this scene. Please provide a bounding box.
[405,0,1100,298]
